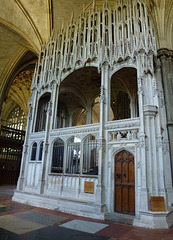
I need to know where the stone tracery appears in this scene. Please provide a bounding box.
[32,0,156,91]
[13,0,173,229]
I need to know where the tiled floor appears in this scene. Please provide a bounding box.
[0,185,173,240]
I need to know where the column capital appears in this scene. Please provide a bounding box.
[157,48,173,61]
[143,105,158,117]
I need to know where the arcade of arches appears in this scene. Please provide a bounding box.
[0,0,173,229]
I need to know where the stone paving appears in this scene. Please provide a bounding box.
[0,185,173,240]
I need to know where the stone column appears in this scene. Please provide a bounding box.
[50,81,60,129]
[137,75,149,212]
[86,104,92,124]
[16,101,33,190]
[30,89,38,133]
[39,101,52,194]
[96,63,109,212]
[104,67,111,122]
[155,60,173,207]
[69,114,73,127]
[158,49,173,183]
[130,94,137,118]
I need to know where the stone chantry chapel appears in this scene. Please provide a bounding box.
[0,0,173,229]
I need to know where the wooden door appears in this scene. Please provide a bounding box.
[114,150,135,215]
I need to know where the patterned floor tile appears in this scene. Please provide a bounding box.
[0,205,21,213]
[13,210,67,226]
[21,225,109,240]
[0,227,22,240]
[0,215,45,234]
[97,222,132,238]
[60,219,108,234]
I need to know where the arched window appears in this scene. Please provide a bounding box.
[80,33,84,45]
[91,15,93,27]
[105,11,108,26]
[119,25,122,40]
[52,138,64,173]
[71,25,75,39]
[94,14,98,27]
[66,137,81,174]
[31,142,37,161]
[124,24,128,38]
[139,20,142,32]
[105,29,109,46]
[35,94,50,132]
[6,105,26,131]
[81,18,84,31]
[58,35,62,49]
[56,101,69,129]
[123,5,127,21]
[83,135,98,175]
[137,3,141,18]
[94,29,97,43]
[142,4,145,17]
[118,7,121,22]
[38,142,44,161]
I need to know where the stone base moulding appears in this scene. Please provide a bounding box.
[133,210,173,229]
[12,190,106,220]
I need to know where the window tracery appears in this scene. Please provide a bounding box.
[52,138,64,173]
[31,142,37,161]
[6,106,26,131]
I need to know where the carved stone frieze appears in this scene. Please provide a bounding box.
[109,130,139,142]
[50,124,99,137]
[110,144,136,157]
[105,118,140,130]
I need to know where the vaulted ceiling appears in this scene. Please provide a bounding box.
[0,0,172,117]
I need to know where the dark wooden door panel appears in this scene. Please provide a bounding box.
[115,186,121,212]
[114,150,135,215]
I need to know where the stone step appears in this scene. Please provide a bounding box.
[104,213,135,225]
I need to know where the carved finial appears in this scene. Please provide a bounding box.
[104,0,108,9]
[51,29,55,40]
[92,0,95,10]
[71,11,74,23]
[42,41,46,49]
